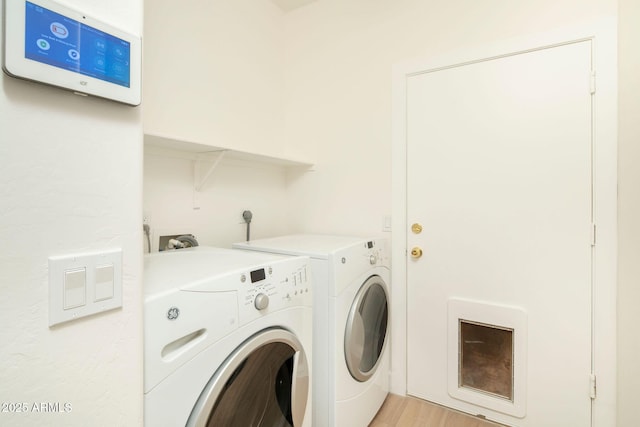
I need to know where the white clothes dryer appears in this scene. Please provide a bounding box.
[234,235,390,427]
[143,246,313,427]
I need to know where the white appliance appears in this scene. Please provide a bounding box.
[234,235,390,427]
[143,246,313,427]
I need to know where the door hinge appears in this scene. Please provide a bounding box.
[591,223,596,247]
[590,374,597,399]
[590,71,596,95]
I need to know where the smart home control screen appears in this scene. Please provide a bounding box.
[24,1,131,87]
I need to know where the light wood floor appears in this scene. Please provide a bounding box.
[369,394,506,427]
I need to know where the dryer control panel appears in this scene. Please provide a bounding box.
[333,238,390,295]
[237,256,311,322]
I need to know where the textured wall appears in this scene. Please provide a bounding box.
[0,0,144,425]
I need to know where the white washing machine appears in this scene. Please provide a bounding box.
[143,246,313,427]
[234,235,390,427]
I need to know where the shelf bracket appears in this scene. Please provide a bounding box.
[194,150,227,192]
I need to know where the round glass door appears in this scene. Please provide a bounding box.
[187,328,309,427]
[344,275,389,382]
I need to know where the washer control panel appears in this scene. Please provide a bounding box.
[238,256,311,321]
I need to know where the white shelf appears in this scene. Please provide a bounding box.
[144,133,313,207]
[144,133,313,168]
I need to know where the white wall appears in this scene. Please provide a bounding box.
[617,0,640,425]
[142,0,301,249]
[141,1,639,424]
[0,1,143,426]
[282,0,616,237]
[281,0,621,422]
[143,0,286,158]
[143,148,295,249]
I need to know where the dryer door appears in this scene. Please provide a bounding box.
[187,328,309,427]
[344,275,389,382]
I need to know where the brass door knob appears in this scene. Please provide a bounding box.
[410,247,423,258]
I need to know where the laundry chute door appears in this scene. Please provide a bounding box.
[406,41,593,426]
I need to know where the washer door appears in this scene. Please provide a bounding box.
[187,328,309,427]
[344,275,389,382]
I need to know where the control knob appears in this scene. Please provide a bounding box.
[254,293,269,311]
[369,254,377,265]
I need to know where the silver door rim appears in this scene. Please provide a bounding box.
[186,327,309,427]
[344,275,389,382]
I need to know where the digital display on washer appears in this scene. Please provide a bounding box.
[250,268,266,283]
[24,1,131,87]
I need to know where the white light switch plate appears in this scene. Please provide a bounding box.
[48,249,123,327]
[382,215,392,232]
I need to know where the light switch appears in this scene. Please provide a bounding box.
[95,264,114,302]
[64,268,86,309]
[49,248,123,327]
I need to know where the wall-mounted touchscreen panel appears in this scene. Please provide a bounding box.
[24,1,131,87]
[2,0,141,106]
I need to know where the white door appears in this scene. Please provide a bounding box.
[406,41,593,426]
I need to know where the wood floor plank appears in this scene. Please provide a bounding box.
[373,394,409,425]
[369,394,505,427]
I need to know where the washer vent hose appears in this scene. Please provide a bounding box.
[176,235,199,247]
[167,235,199,250]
